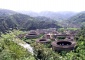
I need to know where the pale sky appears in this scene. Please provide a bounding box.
[0,0,85,12]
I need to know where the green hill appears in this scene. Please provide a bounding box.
[60,11,85,28]
[69,11,85,26]
[0,9,61,33]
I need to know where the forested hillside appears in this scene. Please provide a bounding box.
[59,11,85,28]
[67,11,85,27]
[0,9,61,33]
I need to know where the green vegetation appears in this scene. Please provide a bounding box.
[57,36,66,40]
[0,13,60,33]
[0,30,35,60]
[58,28,78,31]
[66,28,79,30]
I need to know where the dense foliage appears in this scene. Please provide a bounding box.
[0,30,35,60]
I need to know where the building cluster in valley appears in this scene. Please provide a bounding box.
[18,28,78,52]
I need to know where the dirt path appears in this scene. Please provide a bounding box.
[13,38,34,55]
[19,43,34,55]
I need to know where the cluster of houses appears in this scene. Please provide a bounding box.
[18,28,77,51]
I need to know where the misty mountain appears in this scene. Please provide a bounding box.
[60,11,85,28]
[18,11,39,17]
[18,11,77,21]
[39,11,77,20]
[67,11,85,27]
[0,9,61,33]
[0,9,17,16]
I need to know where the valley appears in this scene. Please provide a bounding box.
[0,9,85,60]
